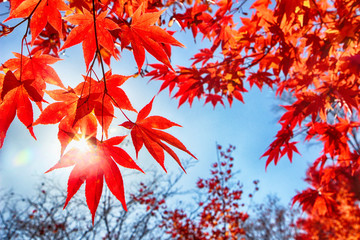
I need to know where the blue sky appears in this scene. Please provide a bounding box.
[0,2,322,208]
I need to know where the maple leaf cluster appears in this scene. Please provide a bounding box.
[146,0,360,223]
[0,0,194,222]
[2,0,360,228]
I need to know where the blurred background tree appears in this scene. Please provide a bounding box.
[0,145,301,240]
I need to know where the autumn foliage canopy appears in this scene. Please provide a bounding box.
[1,0,360,230]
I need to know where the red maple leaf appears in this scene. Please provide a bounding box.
[205,94,225,108]
[2,52,65,92]
[305,119,357,159]
[45,135,143,223]
[59,9,119,70]
[172,3,211,39]
[262,126,300,169]
[4,0,70,44]
[118,4,184,71]
[120,98,196,172]
[292,188,337,215]
[0,70,42,147]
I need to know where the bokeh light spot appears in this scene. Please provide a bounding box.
[13,149,31,167]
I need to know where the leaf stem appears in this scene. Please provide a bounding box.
[6,0,43,32]
[105,92,133,123]
[91,0,108,141]
[91,0,107,90]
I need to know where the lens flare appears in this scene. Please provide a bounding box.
[67,136,91,153]
[64,135,103,166]
[13,149,31,167]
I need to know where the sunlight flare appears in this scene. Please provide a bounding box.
[70,136,91,153]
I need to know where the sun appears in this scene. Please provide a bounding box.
[64,134,102,166]
[67,135,91,153]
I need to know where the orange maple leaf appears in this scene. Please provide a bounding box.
[60,9,119,70]
[4,0,70,44]
[118,4,184,71]
[0,70,42,147]
[120,98,196,172]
